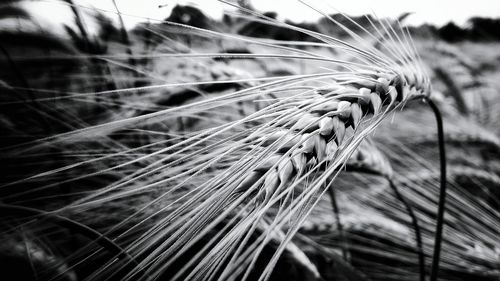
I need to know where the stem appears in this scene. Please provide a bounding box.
[387,178,426,281]
[425,98,447,281]
[0,203,136,266]
[327,185,349,261]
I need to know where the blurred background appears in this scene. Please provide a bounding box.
[1,1,500,281]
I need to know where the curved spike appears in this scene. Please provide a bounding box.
[392,75,406,102]
[387,86,398,103]
[353,78,377,89]
[313,134,327,162]
[319,117,334,136]
[350,103,363,129]
[334,87,358,97]
[261,169,280,203]
[259,130,300,149]
[315,86,343,95]
[254,155,282,172]
[402,85,410,101]
[294,113,320,132]
[291,153,307,175]
[370,92,382,115]
[278,158,294,183]
[235,171,262,194]
[332,116,346,145]
[300,133,315,154]
[408,86,420,99]
[337,101,352,119]
[358,87,372,106]
[311,100,339,114]
[376,77,390,94]
[325,140,339,161]
[402,67,417,86]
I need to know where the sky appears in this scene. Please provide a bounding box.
[25,0,500,30]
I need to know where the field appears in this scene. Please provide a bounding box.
[1,2,500,281]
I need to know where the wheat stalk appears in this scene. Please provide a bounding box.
[96,10,432,281]
[0,2,440,281]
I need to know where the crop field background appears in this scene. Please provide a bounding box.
[0,1,499,281]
